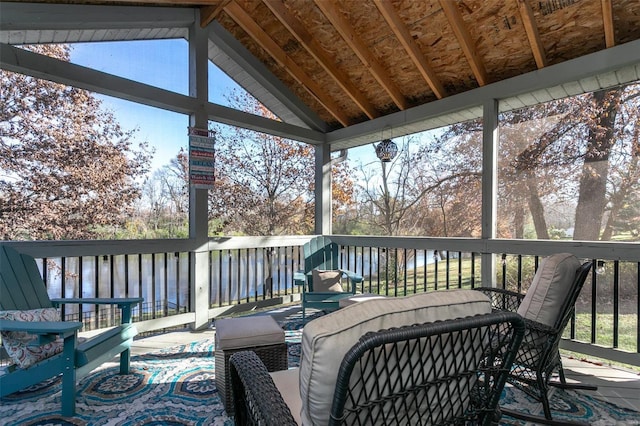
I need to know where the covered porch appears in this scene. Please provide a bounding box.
[1,0,640,423]
[2,301,639,424]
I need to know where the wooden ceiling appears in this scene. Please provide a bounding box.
[6,0,640,131]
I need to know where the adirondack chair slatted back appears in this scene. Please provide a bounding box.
[0,245,53,311]
[303,236,340,276]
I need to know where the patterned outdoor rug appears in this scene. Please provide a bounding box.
[1,318,638,425]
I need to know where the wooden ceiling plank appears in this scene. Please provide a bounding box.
[263,0,381,118]
[201,0,232,28]
[438,0,489,86]
[374,0,446,99]
[602,0,615,48]
[314,0,408,111]
[517,0,547,68]
[224,1,351,126]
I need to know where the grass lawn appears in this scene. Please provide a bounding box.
[359,257,638,370]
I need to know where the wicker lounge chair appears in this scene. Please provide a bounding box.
[229,289,525,426]
[475,253,595,425]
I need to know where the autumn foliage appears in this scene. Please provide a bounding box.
[0,45,152,240]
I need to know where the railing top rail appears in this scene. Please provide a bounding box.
[3,235,639,262]
[329,235,640,262]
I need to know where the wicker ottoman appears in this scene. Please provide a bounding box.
[215,315,287,414]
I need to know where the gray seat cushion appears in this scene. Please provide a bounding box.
[215,315,284,350]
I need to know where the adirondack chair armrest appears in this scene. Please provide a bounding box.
[51,297,143,323]
[0,319,82,342]
[294,271,306,286]
[339,269,363,293]
[51,297,142,306]
[339,269,363,284]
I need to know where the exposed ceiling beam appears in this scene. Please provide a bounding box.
[602,0,615,48]
[208,21,328,132]
[439,0,489,86]
[201,0,232,27]
[223,1,351,126]
[0,42,324,144]
[374,0,446,99]
[262,0,388,121]
[327,39,640,150]
[517,0,547,68]
[314,0,408,111]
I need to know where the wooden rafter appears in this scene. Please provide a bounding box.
[201,0,232,27]
[314,0,408,111]
[374,0,446,99]
[262,0,380,119]
[439,0,488,86]
[223,1,351,126]
[602,0,615,48]
[517,0,547,68]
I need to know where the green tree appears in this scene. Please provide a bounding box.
[0,45,152,240]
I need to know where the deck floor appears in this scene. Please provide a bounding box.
[131,305,640,419]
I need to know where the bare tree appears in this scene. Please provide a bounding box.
[209,90,354,236]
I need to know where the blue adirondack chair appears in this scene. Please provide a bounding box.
[294,236,363,319]
[0,244,142,416]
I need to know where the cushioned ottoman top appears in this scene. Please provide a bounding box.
[215,315,285,350]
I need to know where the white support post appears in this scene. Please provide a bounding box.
[314,144,332,235]
[481,99,499,287]
[189,11,211,330]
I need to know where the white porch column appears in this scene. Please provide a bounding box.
[481,99,499,287]
[314,144,332,235]
[189,11,211,330]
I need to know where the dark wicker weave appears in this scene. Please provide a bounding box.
[216,342,287,414]
[475,261,595,425]
[229,312,525,426]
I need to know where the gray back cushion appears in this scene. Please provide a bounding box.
[517,253,580,327]
[298,289,492,425]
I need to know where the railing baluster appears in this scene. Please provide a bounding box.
[413,249,417,294]
[164,252,169,317]
[471,252,476,288]
[517,254,523,293]
[613,260,620,349]
[636,262,639,354]
[445,251,450,289]
[433,250,440,291]
[175,252,180,313]
[151,253,157,319]
[501,254,507,290]
[79,257,85,323]
[94,256,100,328]
[21,239,639,367]
[422,249,427,292]
[137,254,143,320]
[457,251,462,288]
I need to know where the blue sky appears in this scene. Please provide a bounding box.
[69,38,378,172]
[70,38,239,171]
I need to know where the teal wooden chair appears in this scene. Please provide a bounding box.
[0,244,142,417]
[294,236,363,319]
